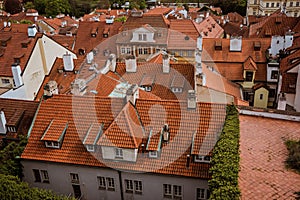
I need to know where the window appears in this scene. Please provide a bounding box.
[163,184,172,198]
[290,2,293,6]
[271,3,274,7]
[86,145,95,152]
[138,48,143,55]
[173,185,182,199]
[143,48,148,54]
[138,34,147,41]
[294,12,298,17]
[194,155,211,163]
[7,126,16,132]
[259,94,264,100]
[254,0,257,4]
[106,177,115,191]
[98,176,106,190]
[41,170,49,183]
[45,141,60,149]
[245,71,253,81]
[149,151,158,158]
[1,79,10,84]
[70,173,79,184]
[196,188,210,200]
[297,2,299,6]
[33,169,41,182]
[121,47,126,54]
[271,70,278,79]
[134,180,142,194]
[125,179,133,193]
[115,148,123,159]
[33,169,49,183]
[196,188,205,200]
[126,47,131,54]
[277,2,280,7]
[266,2,269,7]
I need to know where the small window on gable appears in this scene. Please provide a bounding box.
[149,151,158,158]
[70,173,79,183]
[41,119,68,149]
[271,70,278,79]
[259,93,263,100]
[86,145,95,152]
[115,148,123,159]
[245,71,254,82]
[194,155,211,163]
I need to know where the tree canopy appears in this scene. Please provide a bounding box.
[33,0,71,17]
[4,0,22,14]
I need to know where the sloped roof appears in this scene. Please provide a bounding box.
[169,19,200,41]
[21,94,227,178]
[244,56,257,70]
[193,16,224,38]
[122,14,169,31]
[98,102,144,148]
[249,11,298,37]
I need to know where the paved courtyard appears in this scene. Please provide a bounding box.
[239,115,300,200]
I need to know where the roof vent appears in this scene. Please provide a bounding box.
[162,54,170,73]
[215,40,222,50]
[0,109,7,134]
[91,27,98,37]
[125,55,137,73]
[63,53,74,71]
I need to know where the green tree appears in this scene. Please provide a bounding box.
[34,0,47,14]
[45,0,71,17]
[24,1,35,11]
[0,136,27,178]
[285,139,300,173]
[115,16,127,22]
[20,19,33,24]
[0,174,75,200]
[4,0,22,14]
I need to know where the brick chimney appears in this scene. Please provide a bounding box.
[125,55,137,73]
[0,109,7,134]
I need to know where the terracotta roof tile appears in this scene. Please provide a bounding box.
[193,16,224,38]
[83,122,103,145]
[145,8,173,15]
[122,14,169,31]
[21,95,227,178]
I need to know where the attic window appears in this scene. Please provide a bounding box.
[171,75,185,93]
[41,119,68,149]
[194,155,211,163]
[83,123,103,152]
[149,151,158,158]
[212,23,215,28]
[254,41,261,51]
[103,27,110,38]
[21,39,31,48]
[14,53,24,64]
[215,40,222,50]
[6,109,25,133]
[79,48,86,55]
[275,17,282,24]
[185,36,190,40]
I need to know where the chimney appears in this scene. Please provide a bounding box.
[86,51,94,64]
[125,55,137,73]
[162,124,169,142]
[162,54,170,73]
[63,53,74,71]
[197,36,203,51]
[230,36,242,52]
[0,109,7,134]
[43,80,58,97]
[28,25,37,37]
[126,84,139,105]
[108,54,116,72]
[195,49,201,65]
[277,93,286,110]
[186,154,190,169]
[187,90,196,109]
[11,64,24,88]
[71,79,87,95]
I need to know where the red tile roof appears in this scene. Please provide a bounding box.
[41,119,68,142]
[169,19,200,41]
[121,14,169,31]
[193,16,224,38]
[202,38,271,81]
[21,95,227,178]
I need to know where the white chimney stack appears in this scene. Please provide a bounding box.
[71,79,86,95]
[126,84,139,105]
[187,90,197,109]
[125,55,137,73]
[0,110,7,134]
[11,64,24,88]
[109,54,116,72]
[197,36,203,51]
[162,54,170,73]
[63,53,74,71]
[28,25,37,37]
[44,80,58,97]
[277,93,287,111]
[86,51,94,64]
[230,36,242,52]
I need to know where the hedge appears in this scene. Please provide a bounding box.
[208,105,240,200]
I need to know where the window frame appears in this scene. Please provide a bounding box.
[33,169,41,182]
[196,188,209,200]
[41,170,49,183]
[125,179,134,193]
[163,184,172,198]
[1,78,10,84]
[149,151,158,158]
[106,177,115,191]
[245,71,254,82]
[115,148,123,159]
[173,185,182,199]
[70,173,79,184]
[134,180,143,194]
[97,176,106,190]
[270,70,278,80]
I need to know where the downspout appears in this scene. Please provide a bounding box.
[118,170,124,200]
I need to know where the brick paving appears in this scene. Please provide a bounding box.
[239,115,300,200]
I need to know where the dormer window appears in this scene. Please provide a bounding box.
[91,28,98,37]
[194,155,211,163]
[83,123,102,152]
[138,34,147,41]
[245,71,254,82]
[41,119,68,149]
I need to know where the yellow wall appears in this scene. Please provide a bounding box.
[254,87,269,108]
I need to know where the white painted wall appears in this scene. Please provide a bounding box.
[101,146,138,162]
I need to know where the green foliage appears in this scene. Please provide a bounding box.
[24,2,35,11]
[34,0,71,17]
[115,16,127,22]
[4,0,22,14]
[285,139,300,173]
[20,20,33,24]
[0,136,27,178]
[0,174,75,200]
[209,105,240,200]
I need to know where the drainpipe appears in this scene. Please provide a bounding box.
[118,170,124,200]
